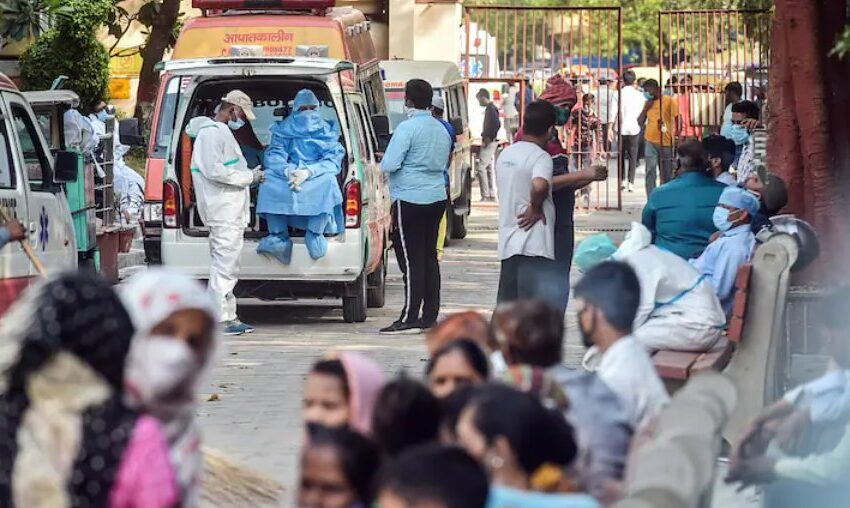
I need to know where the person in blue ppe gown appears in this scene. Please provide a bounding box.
[256,89,345,263]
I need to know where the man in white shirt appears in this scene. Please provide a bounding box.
[618,70,646,192]
[574,260,670,432]
[496,100,559,309]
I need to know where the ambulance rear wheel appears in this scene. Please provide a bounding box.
[367,255,386,309]
[343,274,367,323]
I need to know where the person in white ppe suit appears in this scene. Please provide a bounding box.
[185,90,264,336]
[575,222,727,359]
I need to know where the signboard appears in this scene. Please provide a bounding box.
[191,0,335,10]
[172,26,345,59]
[109,51,143,76]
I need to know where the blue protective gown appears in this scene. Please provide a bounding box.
[256,90,345,262]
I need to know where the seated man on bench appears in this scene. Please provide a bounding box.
[257,89,345,264]
[574,222,726,352]
[691,186,759,317]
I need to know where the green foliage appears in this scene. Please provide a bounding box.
[19,0,111,110]
[832,25,850,59]
[0,0,70,41]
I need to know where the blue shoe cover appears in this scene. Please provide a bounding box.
[305,231,328,260]
[257,235,293,265]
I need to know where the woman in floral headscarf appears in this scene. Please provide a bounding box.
[119,267,219,508]
[0,272,178,508]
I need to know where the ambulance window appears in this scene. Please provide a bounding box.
[453,86,468,129]
[346,97,369,162]
[356,103,375,158]
[153,77,182,157]
[11,104,51,191]
[0,122,14,189]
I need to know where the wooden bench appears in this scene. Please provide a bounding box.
[652,263,753,383]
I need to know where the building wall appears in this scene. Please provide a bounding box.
[389,0,462,62]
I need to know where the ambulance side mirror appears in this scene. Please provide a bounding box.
[450,117,464,136]
[371,114,391,152]
[118,118,145,147]
[53,150,78,184]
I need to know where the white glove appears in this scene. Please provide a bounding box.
[251,166,265,185]
[288,168,310,191]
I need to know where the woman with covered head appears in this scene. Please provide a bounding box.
[0,272,178,508]
[303,351,386,436]
[257,88,346,264]
[119,267,219,507]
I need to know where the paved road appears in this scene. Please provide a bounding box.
[197,170,758,506]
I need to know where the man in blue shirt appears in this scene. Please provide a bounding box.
[431,94,455,262]
[642,139,725,259]
[690,186,759,316]
[381,79,452,334]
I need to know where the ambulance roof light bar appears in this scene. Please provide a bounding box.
[192,0,335,13]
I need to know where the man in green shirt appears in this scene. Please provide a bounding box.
[641,140,725,260]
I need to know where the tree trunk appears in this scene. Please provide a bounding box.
[133,0,181,128]
[770,0,850,280]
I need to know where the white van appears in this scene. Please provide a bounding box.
[158,57,391,322]
[380,60,472,239]
[0,81,78,315]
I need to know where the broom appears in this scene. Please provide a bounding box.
[201,447,286,507]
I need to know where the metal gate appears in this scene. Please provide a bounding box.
[657,9,771,141]
[462,5,623,210]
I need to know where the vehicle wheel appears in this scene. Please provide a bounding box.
[343,273,368,323]
[367,255,386,308]
[450,170,471,239]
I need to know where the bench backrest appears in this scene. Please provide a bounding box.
[727,263,753,343]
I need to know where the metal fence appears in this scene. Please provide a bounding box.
[462,5,623,210]
[657,9,771,138]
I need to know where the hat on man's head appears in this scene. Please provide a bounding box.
[221,90,256,120]
[431,93,445,111]
[719,186,760,216]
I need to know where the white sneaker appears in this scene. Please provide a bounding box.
[627,182,633,192]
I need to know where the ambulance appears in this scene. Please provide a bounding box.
[0,77,79,315]
[157,57,391,322]
[142,0,387,263]
[380,60,472,239]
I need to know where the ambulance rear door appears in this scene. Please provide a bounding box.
[4,92,76,275]
[0,90,31,306]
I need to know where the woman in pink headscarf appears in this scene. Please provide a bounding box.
[303,351,386,435]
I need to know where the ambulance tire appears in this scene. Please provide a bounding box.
[343,273,368,323]
[367,254,386,309]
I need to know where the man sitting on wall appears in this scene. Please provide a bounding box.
[256,89,345,264]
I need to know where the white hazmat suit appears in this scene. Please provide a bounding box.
[613,222,727,351]
[185,116,255,323]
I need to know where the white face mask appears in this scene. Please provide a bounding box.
[489,350,508,376]
[125,336,199,408]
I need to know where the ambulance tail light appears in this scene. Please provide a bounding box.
[193,0,335,10]
[163,180,180,228]
[344,180,361,229]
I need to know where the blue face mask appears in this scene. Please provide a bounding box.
[727,124,750,145]
[713,206,733,232]
[228,118,245,131]
[97,110,109,122]
[643,91,654,100]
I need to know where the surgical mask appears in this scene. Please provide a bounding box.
[713,206,734,232]
[727,124,750,145]
[489,350,507,377]
[97,110,109,122]
[125,336,200,408]
[228,118,245,131]
[643,91,654,100]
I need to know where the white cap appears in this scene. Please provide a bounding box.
[221,90,256,120]
[432,93,445,111]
